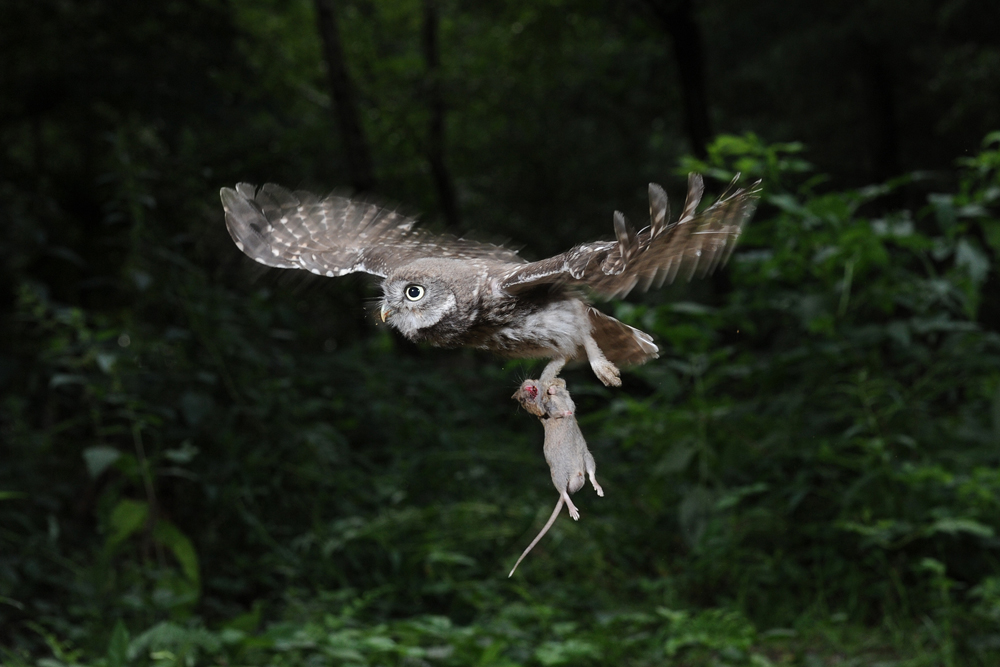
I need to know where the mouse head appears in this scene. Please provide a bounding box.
[513,380,546,417]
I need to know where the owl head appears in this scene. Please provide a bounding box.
[379,271,458,342]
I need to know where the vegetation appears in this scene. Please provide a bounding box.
[3,1,1000,665]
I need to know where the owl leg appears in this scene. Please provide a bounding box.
[539,358,566,385]
[583,334,622,387]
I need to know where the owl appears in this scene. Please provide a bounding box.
[220,174,761,386]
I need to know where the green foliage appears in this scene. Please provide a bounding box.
[4,134,1000,666]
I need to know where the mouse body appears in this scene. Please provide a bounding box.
[509,378,604,576]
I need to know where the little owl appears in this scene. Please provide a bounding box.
[220,175,760,386]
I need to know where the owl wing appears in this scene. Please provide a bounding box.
[499,174,762,299]
[221,183,524,278]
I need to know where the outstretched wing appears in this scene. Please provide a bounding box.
[500,174,762,299]
[220,183,523,278]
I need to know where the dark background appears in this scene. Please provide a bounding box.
[2,1,1000,665]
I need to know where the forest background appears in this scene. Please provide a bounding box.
[3,1,1000,665]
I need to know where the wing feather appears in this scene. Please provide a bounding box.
[221,183,523,278]
[500,174,761,298]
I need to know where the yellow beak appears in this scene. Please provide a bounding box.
[379,304,391,323]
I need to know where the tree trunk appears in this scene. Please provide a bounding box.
[857,42,900,182]
[421,0,460,228]
[642,0,712,159]
[313,0,377,192]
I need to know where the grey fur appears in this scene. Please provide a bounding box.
[509,378,604,577]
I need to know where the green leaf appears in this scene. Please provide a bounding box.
[654,444,696,475]
[917,557,947,576]
[955,238,990,284]
[223,600,263,633]
[163,441,199,464]
[83,446,122,479]
[715,483,769,511]
[107,620,130,667]
[49,373,87,387]
[179,391,214,426]
[425,550,476,567]
[928,517,995,539]
[152,520,201,588]
[679,486,713,548]
[106,499,149,553]
[96,351,118,373]
[534,639,599,666]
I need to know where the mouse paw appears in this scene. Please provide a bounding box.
[564,495,580,520]
[591,476,604,497]
[545,378,567,394]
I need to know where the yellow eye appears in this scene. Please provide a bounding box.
[404,284,425,301]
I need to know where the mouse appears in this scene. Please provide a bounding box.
[509,378,604,577]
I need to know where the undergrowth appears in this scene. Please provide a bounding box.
[3,134,1000,665]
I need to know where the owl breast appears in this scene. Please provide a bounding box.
[474,296,590,360]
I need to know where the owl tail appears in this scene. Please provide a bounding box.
[587,307,659,367]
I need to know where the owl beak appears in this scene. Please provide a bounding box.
[379,304,391,323]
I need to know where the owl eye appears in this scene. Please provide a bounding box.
[404,284,426,301]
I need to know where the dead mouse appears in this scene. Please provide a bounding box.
[509,378,604,577]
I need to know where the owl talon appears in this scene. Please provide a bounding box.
[592,359,621,387]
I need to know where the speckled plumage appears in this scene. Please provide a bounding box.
[220,175,761,386]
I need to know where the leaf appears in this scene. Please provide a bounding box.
[223,601,263,633]
[179,391,214,427]
[425,551,476,567]
[127,622,221,661]
[917,557,946,576]
[654,444,696,475]
[662,608,755,656]
[955,238,990,284]
[992,384,1000,441]
[715,483,769,511]
[106,620,130,667]
[49,374,87,388]
[362,635,396,651]
[163,441,199,464]
[928,517,995,539]
[152,520,201,588]
[106,499,149,553]
[982,219,1000,257]
[534,639,599,666]
[83,446,122,479]
[679,486,714,549]
[96,351,118,374]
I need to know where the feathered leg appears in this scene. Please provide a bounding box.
[540,335,623,387]
[540,358,566,385]
[583,333,622,387]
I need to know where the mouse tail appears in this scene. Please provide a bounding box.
[508,497,564,578]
